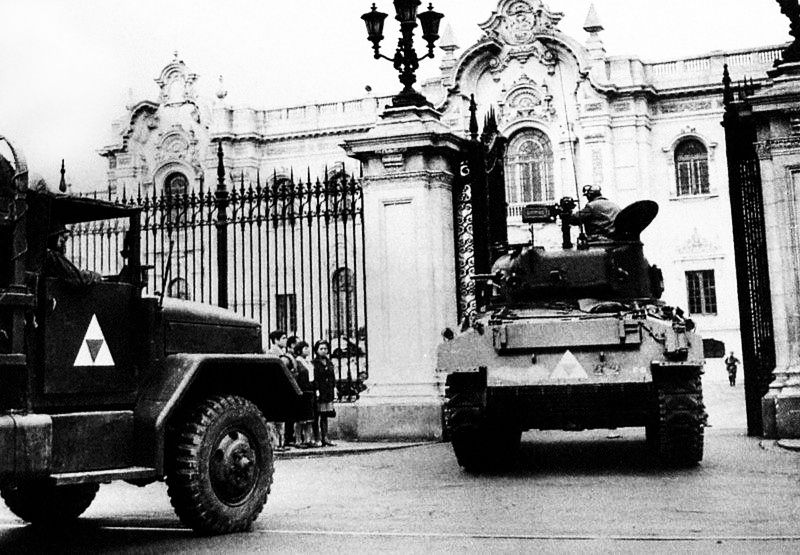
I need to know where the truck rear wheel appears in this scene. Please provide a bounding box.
[1,482,99,524]
[166,394,273,535]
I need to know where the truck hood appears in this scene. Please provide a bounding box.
[161,297,260,329]
[160,297,262,355]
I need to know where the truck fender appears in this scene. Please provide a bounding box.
[134,353,312,474]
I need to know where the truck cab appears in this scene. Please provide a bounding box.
[0,140,310,534]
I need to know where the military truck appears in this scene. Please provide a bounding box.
[438,198,706,472]
[0,138,310,534]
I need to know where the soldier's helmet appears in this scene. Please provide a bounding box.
[582,184,602,200]
[48,219,70,237]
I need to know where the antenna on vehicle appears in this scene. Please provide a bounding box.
[555,51,586,244]
[159,238,175,307]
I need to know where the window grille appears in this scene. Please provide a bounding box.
[675,139,709,196]
[505,129,554,207]
[686,270,717,314]
[332,267,356,337]
[276,293,297,334]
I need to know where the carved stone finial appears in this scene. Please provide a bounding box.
[216,75,228,100]
[469,95,479,141]
[59,159,67,192]
[722,64,733,106]
[439,23,459,51]
[583,4,603,33]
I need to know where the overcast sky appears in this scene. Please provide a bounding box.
[0,0,791,191]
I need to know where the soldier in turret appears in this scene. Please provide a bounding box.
[569,185,621,241]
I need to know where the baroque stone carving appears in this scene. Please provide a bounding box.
[155,53,198,106]
[592,149,603,185]
[487,40,558,76]
[756,136,800,160]
[155,127,199,167]
[481,0,565,46]
[479,0,562,76]
[659,100,713,114]
[678,227,720,256]
[498,74,556,124]
[456,172,476,323]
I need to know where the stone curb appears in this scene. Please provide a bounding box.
[776,439,800,452]
[274,441,434,459]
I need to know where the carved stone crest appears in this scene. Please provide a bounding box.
[481,0,564,46]
[155,126,198,165]
[155,53,199,106]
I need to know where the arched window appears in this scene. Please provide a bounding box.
[167,277,190,300]
[269,176,298,225]
[332,267,356,337]
[675,139,709,196]
[164,172,188,196]
[505,129,555,206]
[163,172,189,226]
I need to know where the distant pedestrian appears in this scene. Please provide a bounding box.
[293,340,317,447]
[267,330,290,450]
[313,339,337,447]
[725,351,740,387]
[285,335,299,447]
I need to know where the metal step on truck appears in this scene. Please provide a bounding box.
[0,136,312,534]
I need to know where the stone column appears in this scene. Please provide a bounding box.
[339,104,463,440]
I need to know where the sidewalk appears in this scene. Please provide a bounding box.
[274,440,430,459]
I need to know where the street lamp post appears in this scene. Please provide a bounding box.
[361,1,444,108]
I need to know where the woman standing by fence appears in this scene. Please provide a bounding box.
[313,340,337,447]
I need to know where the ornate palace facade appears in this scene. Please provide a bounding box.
[100,0,785,356]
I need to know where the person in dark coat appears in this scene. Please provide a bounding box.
[292,340,316,447]
[312,339,337,447]
[45,221,102,288]
[725,351,740,387]
[284,335,299,447]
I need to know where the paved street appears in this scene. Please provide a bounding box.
[1,360,798,553]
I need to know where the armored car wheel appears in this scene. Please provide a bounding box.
[652,366,705,467]
[1,482,99,525]
[166,394,273,534]
[451,423,521,473]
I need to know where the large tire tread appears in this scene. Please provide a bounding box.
[166,394,273,535]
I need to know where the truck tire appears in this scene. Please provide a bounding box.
[166,394,273,535]
[1,482,99,524]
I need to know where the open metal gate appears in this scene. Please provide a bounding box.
[722,65,776,436]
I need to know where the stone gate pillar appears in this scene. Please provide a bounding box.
[744,60,800,439]
[340,104,463,440]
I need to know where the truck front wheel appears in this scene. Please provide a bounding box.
[1,482,99,524]
[166,394,274,535]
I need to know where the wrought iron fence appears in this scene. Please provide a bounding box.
[70,149,368,401]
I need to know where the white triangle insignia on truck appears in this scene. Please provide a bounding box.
[549,349,588,379]
[73,314,115,367]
